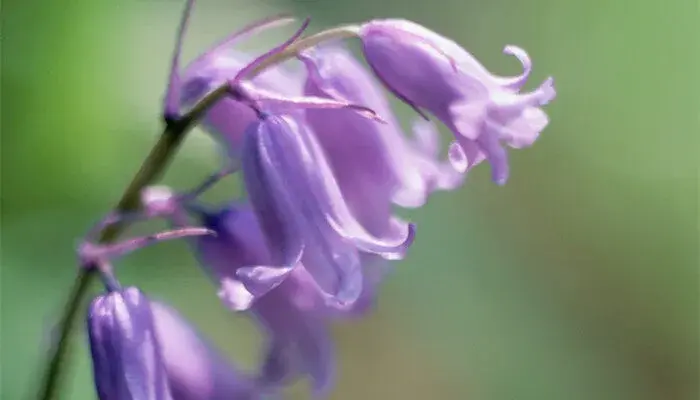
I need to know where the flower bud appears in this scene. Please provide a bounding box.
[87,287,172,400]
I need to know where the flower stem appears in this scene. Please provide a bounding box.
[243,25,360,79]
[36,91,226,400]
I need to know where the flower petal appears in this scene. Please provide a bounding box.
[358,19,556,185]
[87,288,173,400]
[150,301,262,400]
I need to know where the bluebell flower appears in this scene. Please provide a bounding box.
[140,190,334,396]
[240,114,415,307]
[355,19,556,184]
[81,206,261,400]
[140,186,394,397]
[87,287,265,400]
[74,3,561,400]
[87,287,173,400]
[196,204,388,397]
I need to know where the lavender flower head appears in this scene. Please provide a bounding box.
[87,287,173,400]
[240,114,415,307]
[195,205,336,396]
[357,19,556,184]
[87,287,262,400]
[140,189,351,396]
[62,3,559,399]
[80,202,260,400]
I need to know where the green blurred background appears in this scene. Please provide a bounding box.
[1,0,697,399]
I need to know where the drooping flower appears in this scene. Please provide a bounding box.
[80,210,262,400]
[140,189,341,397]
[87,287,173,400]
[86,287,264,400]
[299,44,463,237]
[240,114,415,307]
[199,206,336,397]
[356,19,556,184]
[141,183,399,395]
[196,203,400,397]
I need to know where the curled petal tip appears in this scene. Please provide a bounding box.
[496,45,532,91]
[234,264,297,300]
[387,222,417,260]
[350,220,416,260]
[502,45,531,68]
[540,76,556,104]
[503,44,523,55]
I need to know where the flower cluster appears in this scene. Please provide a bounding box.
[78,1,556,398]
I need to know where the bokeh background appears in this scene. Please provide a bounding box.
[1,0,697,399]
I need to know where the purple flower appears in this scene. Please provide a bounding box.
[87,287,263,400]
[357,19,556,184]
[252,267,335,398]
[299,44,463,237]
[141,183,388,313]
[196,204,299,311]
[87,287,173,400]
[240,114,415,307]
[139,186,388,396]
[186,203,336,396]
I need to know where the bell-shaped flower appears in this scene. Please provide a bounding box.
[141,183,390,315]
[356,19,556,184]
[240,114,415,307]
[87,287,266,400]
[299,44,463,236]
[81,215,260,400]
[140,185,393,396]
[196,203,395,397]
[140,192,338,396]
[139,185,290,312]
[87,287,174,400]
